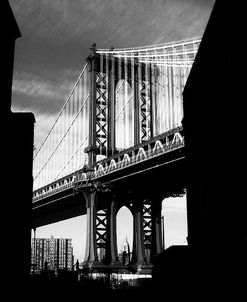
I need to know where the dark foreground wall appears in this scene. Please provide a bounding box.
[2,1,35,295]
[5,113,35,276]
[183,0,246,249]
[181,0,246,296]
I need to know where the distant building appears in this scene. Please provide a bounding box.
[118,238,131,266]
[97,238,105,262]
[31,238,74,272]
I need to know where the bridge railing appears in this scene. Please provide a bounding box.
[92,126,184,177]
[33,126,185,202]
[33,127,184,203]
[33,174,76,202]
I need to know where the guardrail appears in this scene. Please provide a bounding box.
[33,127,184,203]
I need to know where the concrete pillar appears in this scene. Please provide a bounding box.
[108,198,121,266]
[130,199,147,272]
[82,189,103,270]
[128,196,163,272]
[98,197,122,271]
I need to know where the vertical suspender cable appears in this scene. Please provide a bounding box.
[52,120,56,181]
[75,82,79,169]
[153,46,158,136]
[46,132,50,185]
[138,53,142,144]
[78,76,82,168]
[171,46,175,130]
[71,89,75,172]
[105,53,109,156]
[163,46,168,133]
[168,47,172,130]
[130,51,135,146]
[69,93,73,173]
[178,47,183,126]
[124,51,128,148]
[55,116,59,179]
[66,98,70,175]
[61,110,64,172]
[158,48,162,135]
[62,105,66,178]
[83,68,87,166]
[66,103,69,175]
[174,46,178,127]
[118,53,122,148]
[72,84,75,172]
[52,122,56,181]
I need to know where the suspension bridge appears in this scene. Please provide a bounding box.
[32,37,201,272]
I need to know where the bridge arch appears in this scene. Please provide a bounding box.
[116,205,133,266]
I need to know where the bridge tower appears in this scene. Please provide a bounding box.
[81,44,163,273]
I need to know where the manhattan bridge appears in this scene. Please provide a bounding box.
[32,37,201,273]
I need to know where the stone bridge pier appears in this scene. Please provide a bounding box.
[81,183,163,274]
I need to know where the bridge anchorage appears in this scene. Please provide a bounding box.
[32,37,200,274]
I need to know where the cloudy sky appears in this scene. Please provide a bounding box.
[10,0,215,147]
[9,0,215,262]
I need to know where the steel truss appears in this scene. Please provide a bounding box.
[143,199,152,262]
[139,80,151,142]
[95,72,108,154]
[96,209,107,263]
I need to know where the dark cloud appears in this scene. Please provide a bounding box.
[12,69,82,114]
[11,0,215,57]
[10,0,215,77]
[10,0,215,65]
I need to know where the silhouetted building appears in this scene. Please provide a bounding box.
[152,2,246,299]
[3,1,35,291]
[3,0,21,113]
[183,0,246,250]
[31,238,74,272]
[178,0,246,297]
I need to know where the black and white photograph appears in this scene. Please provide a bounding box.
[3,0,246,300]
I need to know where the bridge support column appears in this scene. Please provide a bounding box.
[108,198,122,268]
[129,199,150,273]
[129,197,163,273]
[83,189,103,270]
[82,186,122,272]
